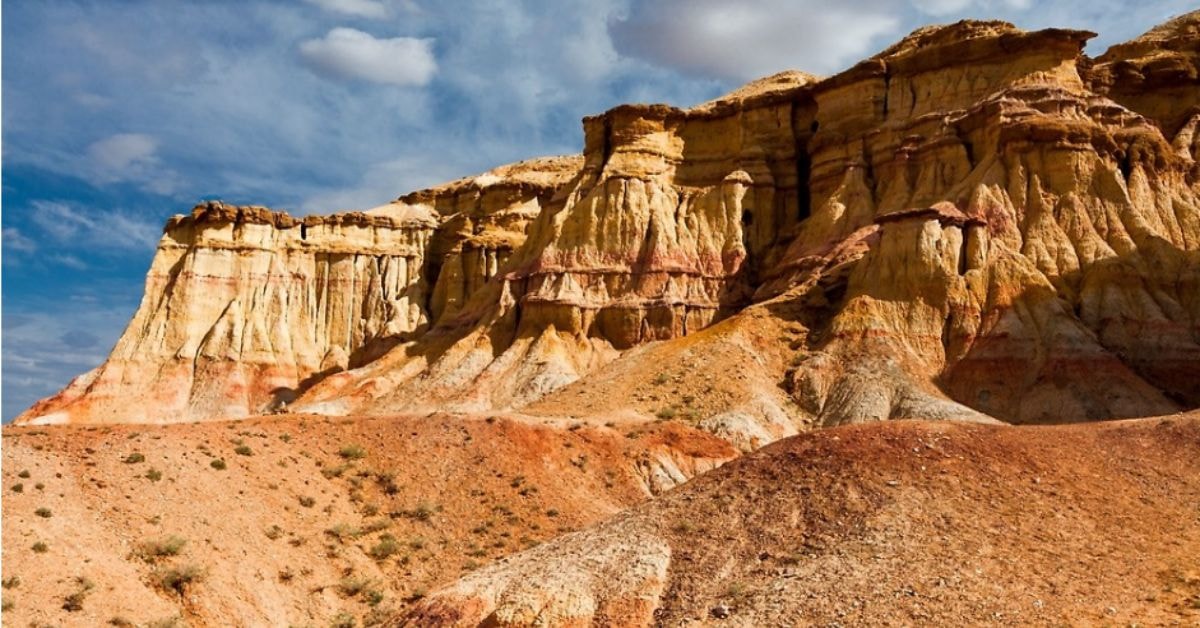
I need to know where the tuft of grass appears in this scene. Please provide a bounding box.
[152,564,203,595]
[279,433,292,443]
[62,576,95,612]
[546,508,559,517]
[10,483,22,493]
[325,523,360,542]
[137,536,187,562]
[368,535,402,561]
[655,406,677,420]
[264,525,284,540]
[404,588,427,603]
[338,444,367,460]
[31,542,49,553]
[365,589,384,606]
[234,445,253,456]
[1,597,11,612]
[124,453,146,464]
[298,496,316,508]
[337,575,371,597]
[108,617,135,627]
[329,611,356,628]
[321,464,349,479]
[408,536,426,551]
[145,468,163,482]
[17,470,30,479]
[34,507,52,518]
[1,577,19,590]
[653,373,669,385]
[210,458,227,470]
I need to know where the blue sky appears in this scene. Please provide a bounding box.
[2,0,1193,421]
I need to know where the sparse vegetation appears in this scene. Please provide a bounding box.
[653,373,669,385]
[299,495,316,508]
[264,525,284,540]
[108,617,135,627]
[655,406,677,420]
[10,483,22,493]
[153,564,204,595]
[34,507,52,518]
[279,433,292,443]
[330,611,356,628]
[1,597,11,612]
[546,508,559,517]
[124,452,146,464]
[62,576,95,612]
[146,468,163,482]
[368,534,402,560]
[210,458,227,470]
[137,536,187,562]
[1,577,19,590]
[31,542,49,553]
[365,589,384,606]
[325,523,360,542]
[17,470,30,479]
[338,444,367,460]
[321,463,349,479]
[337,575,372,597]
[234,444,253,456]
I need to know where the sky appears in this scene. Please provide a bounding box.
[2,0,1194,422]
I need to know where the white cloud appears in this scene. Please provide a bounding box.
[87,132,158,173]
[301,155,472,213]
[29,200,162,252]
[299,28,437,86]
[4,227,39,254]
[609,0,902,80]
[84,132,182,194]
[305,0,390,19]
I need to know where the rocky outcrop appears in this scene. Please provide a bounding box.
[18,15,1200,428]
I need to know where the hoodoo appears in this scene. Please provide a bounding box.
[17,15,1200,433]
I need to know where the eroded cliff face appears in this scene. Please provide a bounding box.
[18,14,1200,428]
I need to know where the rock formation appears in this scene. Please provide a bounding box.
[17,13,1200,430]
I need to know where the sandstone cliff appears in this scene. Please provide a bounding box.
[18,14,1200,430]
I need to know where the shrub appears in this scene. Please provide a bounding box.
[408,537,426,551]
[546,509,559,517]
[264,525,284,540]
[1,597,11,612]
[404,588,427,602]
[210,458,227,470]
[655,406,677,420]
[321,464,349,479]
[338,576,371,597]
[325,523,360,542]
[146,468,163,482]
[329,612,356,628]
[11,484,22,493]
[138,536,187,562]
[34,507,52,518]
[653,373,669,385]
[365,589,384,606]
[338,444,367,460]
[31,542,48,553]
[62,576,95,612]
[17,470,30,479]
[298,496,316,508]
[234,445,253,456]
[124,453,146,464]
[368,535,401,560]
[279,433,291,443]
[153,564,203,595]
[108,617,135,627]
[34,483,44,490]
[1,577,19,589]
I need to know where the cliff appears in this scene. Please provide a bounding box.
[17,14,1200,429]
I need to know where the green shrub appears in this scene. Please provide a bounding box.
[298,495,316,508]
[338,444,367,460]
[146,468,163,482]
[124,453,146,464]
[62,576,95,612]
[329,612,356,628]
[368,535,402,560]
[210,458,227,470]
[337,576,371,597]
[234,445,253,456]
[153,564,203,595]
[34,507,52,518]
[137,536,187,562]
[264,525,284,540]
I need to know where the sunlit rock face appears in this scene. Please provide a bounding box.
[18,14,1200,426]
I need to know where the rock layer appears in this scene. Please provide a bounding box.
[17,14,1200,427]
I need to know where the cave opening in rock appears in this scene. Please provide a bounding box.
[300,224,307,240]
